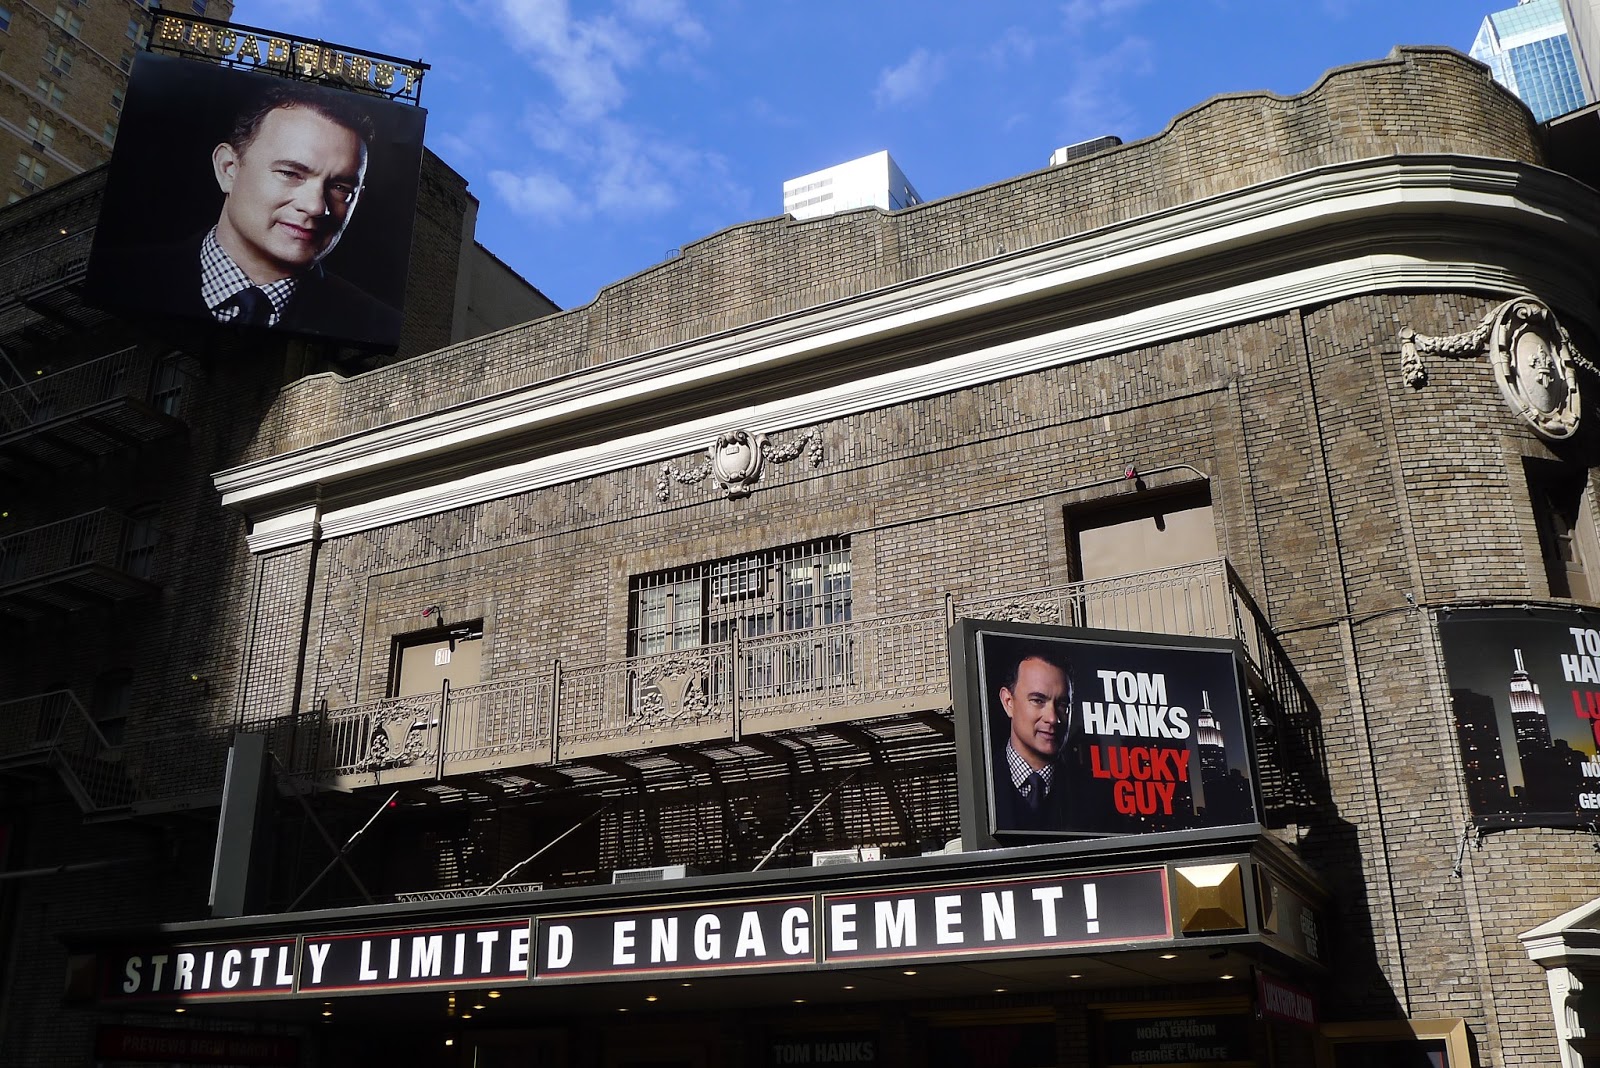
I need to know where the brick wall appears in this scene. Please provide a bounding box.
[244,46,1544,462]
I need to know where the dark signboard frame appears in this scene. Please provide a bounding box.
[92,863,1180,1003]
[1438,605,1600,829]
[85,51,426,350]
[951,620,1261,849]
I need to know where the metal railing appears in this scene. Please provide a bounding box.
[0,346,151,433]
[0,689,137,811]
[290,559,1321,806]
[0,228,92,302]
[0,508,162,590]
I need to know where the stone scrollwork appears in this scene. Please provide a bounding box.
[630,654,713,728]
[966,600,1065,626]
[655,427,824,501]
[1401,295,1586,441]
[359,705,432,770]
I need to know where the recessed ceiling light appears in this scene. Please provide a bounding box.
[445,1039,454,1047]
[618,1008,629,1013]
[794,999,806,1004]
[1159,953,1177,960]
[902,970,918,976]
[645,995,658,1003]
[1069,974,1083,979]
[1219,973,1235,980]
[321,1010,333,1017]
[174,1007,185,1014]
[487,991,501,998]
[461,1013,473,1020]
[680,982,692,988]
[842,985,855,990]
[994,988,1007,993]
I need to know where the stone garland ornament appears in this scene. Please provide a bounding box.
[1400,295,1590,441]
[655,428,823,501]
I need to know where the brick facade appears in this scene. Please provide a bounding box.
[2,44,1596,1067]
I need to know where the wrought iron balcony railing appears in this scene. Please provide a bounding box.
[0,689,136,812]
[287,558,1323,819]
[0,347,191,473]
[0,508,164,615]
[0,228,93,303]
[0,346,176,429]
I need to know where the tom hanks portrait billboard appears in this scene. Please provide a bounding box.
[951,619,1259,848]
[86,52,426,349]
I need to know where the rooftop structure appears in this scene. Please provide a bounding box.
[781,150,922,220]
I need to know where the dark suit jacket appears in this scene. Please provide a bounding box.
[990,745,1073,833]
[992,770,1072,832]
[89,232,402,346]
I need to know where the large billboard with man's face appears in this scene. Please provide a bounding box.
[85,52,426,349]
[952,620,1259,847]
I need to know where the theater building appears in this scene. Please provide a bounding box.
[4,45,1600,1067]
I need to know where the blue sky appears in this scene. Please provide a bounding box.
[230,0,1494,311]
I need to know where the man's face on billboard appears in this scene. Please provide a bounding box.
[1000,656,1069,770]
[212,105,367,284]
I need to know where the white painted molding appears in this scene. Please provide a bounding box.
[217,156,1600,549]
[244,505,321,553]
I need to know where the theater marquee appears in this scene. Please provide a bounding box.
[95,868,1173,1003]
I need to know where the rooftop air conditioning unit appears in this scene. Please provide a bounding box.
[612,864,699,885]
[811,846,882,866]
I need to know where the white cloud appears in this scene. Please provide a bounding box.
[1061,0,1146,33]
[473,0,740,226]
[619,0,708,45]
[1054,35,1153,141]
[874,48,946,109]
[489,170,580,222]
[985,26,1038,68]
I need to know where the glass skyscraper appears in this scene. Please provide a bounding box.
[1471,0,1590,121]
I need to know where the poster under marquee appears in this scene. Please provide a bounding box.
[952,620,1260,846]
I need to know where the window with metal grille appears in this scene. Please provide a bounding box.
[629,539,854,703]
[629,538,851,656]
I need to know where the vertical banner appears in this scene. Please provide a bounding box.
[952,621,1258,846]
[86,52,426,349]
[1439,606,1600,828]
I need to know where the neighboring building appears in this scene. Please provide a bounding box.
[0,0,237,204]
[1470,0,1589,120]
[6,45,1600,1068]
[1559,0,1600,100]
[782,150,921,220]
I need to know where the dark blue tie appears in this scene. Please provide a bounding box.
[222,286,272,326]
[1025,771,1047,816]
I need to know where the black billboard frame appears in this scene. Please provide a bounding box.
[951,619,1265,851]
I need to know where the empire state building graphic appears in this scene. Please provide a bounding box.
[1508,648,1552,763]
[1506,646,1580,812]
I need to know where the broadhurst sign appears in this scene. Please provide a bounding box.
[1440,606,1600,828]
[85,49,426,349]
[951,621,1260,848]
[99,868,1171,1003]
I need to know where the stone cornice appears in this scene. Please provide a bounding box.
[216,156,1600,551]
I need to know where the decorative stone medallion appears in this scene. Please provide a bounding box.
[656,427,823,501]
[1400,295,1584,441]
